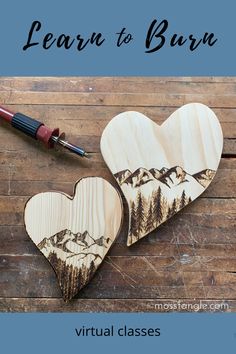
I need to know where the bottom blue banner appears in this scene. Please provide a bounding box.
[0,313,235,353]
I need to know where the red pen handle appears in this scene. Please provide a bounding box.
[0,105,59,148]
[0,105,89,158]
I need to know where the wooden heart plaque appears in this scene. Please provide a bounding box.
[24,177,123,301]
[101,103,223,246]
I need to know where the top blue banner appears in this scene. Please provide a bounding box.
[0,0,235,76]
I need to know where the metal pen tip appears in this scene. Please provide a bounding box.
[83,152,91,158]
[51,135,91,158]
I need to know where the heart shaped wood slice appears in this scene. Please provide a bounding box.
[24,177,123,301]
[101,103,223,246]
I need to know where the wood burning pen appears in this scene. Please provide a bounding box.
[0,105,90,158]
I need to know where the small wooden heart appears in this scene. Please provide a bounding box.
[24,177,123,301]
[101,103,223,246]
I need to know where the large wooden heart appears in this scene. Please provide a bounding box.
[101,103,223,246]
[24,177,123,301]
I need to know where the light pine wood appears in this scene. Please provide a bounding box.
[24,177,123,301]
[101,103,223,246]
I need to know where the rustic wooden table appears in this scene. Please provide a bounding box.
[0,77,235,312]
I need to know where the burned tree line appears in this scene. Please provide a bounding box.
[129,187,191,241]
[49,252,96,301]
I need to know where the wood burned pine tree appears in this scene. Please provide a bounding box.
[88,260,96,280]
[161,195,168,220]
[129,201,137,243]
[145,199,154,233]
[171,198,177,214]
[127,176,198,240]
[167,206,172,219]
[47,247,100,301]
[152,186,163,227]
[167,198,178,219]
[166,192,192,221]
[135,191,146,237]
[180,190,187,209]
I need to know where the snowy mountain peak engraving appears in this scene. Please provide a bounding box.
[114,166,215,189]
[114,166,215,245]
[193,169,216,188]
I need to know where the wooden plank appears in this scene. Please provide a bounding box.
[2,226,236,257]
[1,105,236,123]
[3,255,184,281]
[0,117,235,139]
[0,298,233,312]
[0,196,235,225]
[0,198,235,257]
[2,167,235,198]
[1,77,236,94]
[2,254,236,299]
[1,203,236,255]
[0,134,234,155]
[0,105,233,149]
[0,124,235,154]
[2,90,236,108]
[0,151,235,197]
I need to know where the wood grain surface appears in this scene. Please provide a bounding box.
[24,177,123,301]
[101,105,223,245]
[0,77,235,312]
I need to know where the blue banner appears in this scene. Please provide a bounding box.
[0,0,235,75]
[0,313,236,353]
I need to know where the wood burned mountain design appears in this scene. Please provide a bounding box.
[24,177,123,301]
[101,103,223,245]
[115,166,215,245]
[37,229,112,301]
